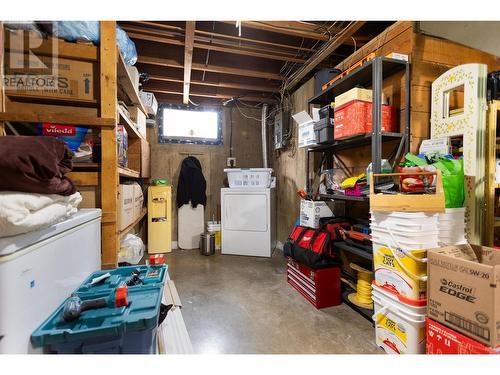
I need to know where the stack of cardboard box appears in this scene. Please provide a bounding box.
[426,244,500,354]
[118,183,144,231]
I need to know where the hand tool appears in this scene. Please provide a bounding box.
[62,295,108,322]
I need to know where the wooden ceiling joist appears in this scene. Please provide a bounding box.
[285,21,366,91]
[124,27,308,63]
[148,75,280,93]
[222,21,330,41]
[138,56,283,81]
[148,87,277,103]
[220,21,364,47]
[127,21,317,53]
[183,21,195,104]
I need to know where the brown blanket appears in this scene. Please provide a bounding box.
[0,136,76,196]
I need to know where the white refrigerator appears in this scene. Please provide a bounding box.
[221,188,276,257]
[0,209,102,353]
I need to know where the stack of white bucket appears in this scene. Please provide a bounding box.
[370,208,466,354]
[370,211,438,354]
[438,208,466,245]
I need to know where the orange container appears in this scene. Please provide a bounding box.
[333,100,397,140]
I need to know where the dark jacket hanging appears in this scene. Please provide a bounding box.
[176,156,207,208]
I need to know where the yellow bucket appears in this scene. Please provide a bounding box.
[372,239,428,302]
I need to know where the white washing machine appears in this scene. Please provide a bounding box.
[0,209,102,353]
[221,188,276,257]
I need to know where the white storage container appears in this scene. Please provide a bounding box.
[0,209,101,353]
[372,283,427,354]
[224,168,273,188]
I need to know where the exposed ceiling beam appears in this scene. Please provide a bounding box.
[148,87,277,103]
[126,21,317,53]
[148,75,280,93]
[139,56,283,81]
[183,21,195,104]
[220,21,365,47]
[124,27,308,63]
[285,21,366,91]
[221,21,329,41]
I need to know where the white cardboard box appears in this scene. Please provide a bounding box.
[129,106,147,139]
[139,91,158,116]
[300,199,334,228]
[132,183,144,219]
[118,184,134,231]
[292,110,319,148]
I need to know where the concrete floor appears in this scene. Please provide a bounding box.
[163,248,382,354]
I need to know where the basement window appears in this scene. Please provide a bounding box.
[158,104,222,145]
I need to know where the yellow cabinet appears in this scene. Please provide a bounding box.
[148,185,172,253]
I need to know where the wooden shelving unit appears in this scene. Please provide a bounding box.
[118,166,141,178]
[117,51,147,115]
[0,22,150,268]
[118,106,145,140]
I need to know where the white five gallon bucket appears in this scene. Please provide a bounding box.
[372,283,427,354]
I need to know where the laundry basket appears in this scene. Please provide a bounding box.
[224,168,273,188]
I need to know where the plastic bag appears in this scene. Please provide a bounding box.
[432,157,465,208]
[48,21,138,65]
[119,233,144,264]
[402,153,464,208]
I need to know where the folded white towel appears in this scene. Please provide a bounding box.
[0,191,82,237]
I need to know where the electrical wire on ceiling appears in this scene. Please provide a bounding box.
[351,36,357,54]
[281,21,353,94]
[202,21,216,82]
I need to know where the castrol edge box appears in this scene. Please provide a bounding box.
[427,244,500,348]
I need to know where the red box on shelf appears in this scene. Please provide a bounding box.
[426,318,500,355]
[333,100,397,140]
[286,258,341,309]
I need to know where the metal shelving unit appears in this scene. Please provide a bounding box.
[334,241,373,261]
[306,57,410,192]
[306,57,410,320]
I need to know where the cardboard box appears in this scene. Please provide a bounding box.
[128,138,150,178]
[139,91,158,116]
[118,184,134,231]
[132,183,144,219]
[427,244,500,347]
[4,52,96,102]
[292,110,319,148]
[126,65,140,94]
[426,318,500,354]
[334,88,373,108]
[300,199,334,228]
[333,100,397,140]
[128,106,147,139]
[386,52,409,62]
[117,125,128,168]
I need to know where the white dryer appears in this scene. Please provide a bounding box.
[221,188,276,257]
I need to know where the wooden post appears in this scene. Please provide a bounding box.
[99,21,119,268]
[182,21,195,105]
[0,22,5,136]
[485,101,499,246]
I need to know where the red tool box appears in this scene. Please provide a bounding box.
[333,100,397,140]
[286,258,341,309]
[426,318,500,354]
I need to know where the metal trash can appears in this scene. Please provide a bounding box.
[199,233,215,256]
